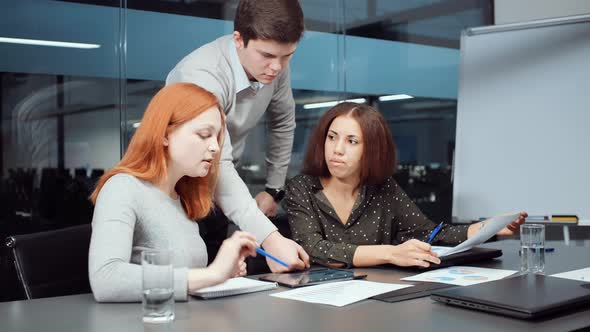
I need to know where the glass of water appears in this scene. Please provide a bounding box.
[142,249,175,323]
[520,224,545,274]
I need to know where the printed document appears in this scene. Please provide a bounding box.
[402,266,517,286]
[436,213,520,257]
[551,267,590,282]
[270,280,412,307]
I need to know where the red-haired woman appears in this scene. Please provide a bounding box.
[88,83,257,302]
[284,102,526,269]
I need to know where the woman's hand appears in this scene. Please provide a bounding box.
[496,211,528,236]
[385,239,441,268]
[208,231,257,282]
[233,261,247,278]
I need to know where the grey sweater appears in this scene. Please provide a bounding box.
[88,174,207,302]
[166,35,295,242]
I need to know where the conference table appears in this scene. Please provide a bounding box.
[2,240,590,332]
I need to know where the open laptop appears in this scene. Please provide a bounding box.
[431,273,590,319]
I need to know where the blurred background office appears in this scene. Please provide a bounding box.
[1,0,589,302]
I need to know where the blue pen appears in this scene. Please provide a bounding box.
[256,247,289,268]
[426,222,444,244]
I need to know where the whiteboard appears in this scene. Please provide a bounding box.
[452,15,590,221]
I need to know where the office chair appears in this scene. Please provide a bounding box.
[5,224,92,299]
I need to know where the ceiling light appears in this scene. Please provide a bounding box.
[378,94,413,102]
[303,98,366,110]
[0,37,100,49]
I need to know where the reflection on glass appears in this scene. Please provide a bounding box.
[0,0,492,302]
[0,0,122,302]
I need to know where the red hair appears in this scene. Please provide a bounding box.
[90,83,224,220]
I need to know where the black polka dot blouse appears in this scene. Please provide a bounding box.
[283,174,469,267]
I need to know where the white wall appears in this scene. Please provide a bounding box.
[453,16,590,221]
[495,0,590,24]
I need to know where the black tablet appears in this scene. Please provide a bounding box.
[259,268,367,288]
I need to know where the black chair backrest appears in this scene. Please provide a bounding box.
[5,224,92,299]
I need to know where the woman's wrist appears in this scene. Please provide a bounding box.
[352,245,392,267]
[370,245,396,265]
[187,267,223,292]
[379,245,397,265]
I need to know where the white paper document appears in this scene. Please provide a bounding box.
[431,246,453,254]
[551,267,590,282]
[436,213,520,257]
[401,266,517,286]
[270,280,412,307]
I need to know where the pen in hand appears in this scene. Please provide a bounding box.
[256,247,289,268]
[426,222,444,244]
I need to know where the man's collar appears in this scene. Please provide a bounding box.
[228,39,265,93]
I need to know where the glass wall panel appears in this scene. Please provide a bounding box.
[0,0,122,301]
[123,0,346,196]
[342,0,492,223]
[0,0,493,301]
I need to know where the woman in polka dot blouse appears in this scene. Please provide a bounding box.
[283,102,526,268]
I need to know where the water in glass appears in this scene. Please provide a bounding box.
[520,245,545,274]
[142,288,174,323]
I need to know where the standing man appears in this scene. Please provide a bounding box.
[166,0,309,272]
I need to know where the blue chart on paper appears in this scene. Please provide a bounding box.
[426,276,456,282]
[448,268,475,275]
[463,275,488,281]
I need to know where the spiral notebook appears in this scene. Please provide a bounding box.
[190,277,278,299]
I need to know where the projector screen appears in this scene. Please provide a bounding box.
[452,15,590,221]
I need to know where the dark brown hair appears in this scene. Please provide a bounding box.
[302,102,397,186]
[234,0,304,46]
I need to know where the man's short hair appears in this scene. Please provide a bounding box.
[234,0,304,46]
[302,102,397,186]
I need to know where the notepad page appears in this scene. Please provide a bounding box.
[190,277,277,299]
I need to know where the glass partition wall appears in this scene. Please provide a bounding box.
[0,0,493,301]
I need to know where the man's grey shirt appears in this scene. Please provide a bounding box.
[166,35,296,242]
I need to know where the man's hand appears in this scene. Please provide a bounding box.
[261,231,310,272]
[255,191,278,217]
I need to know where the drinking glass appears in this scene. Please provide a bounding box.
[520,224,545,274]
[142,249,174,323]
